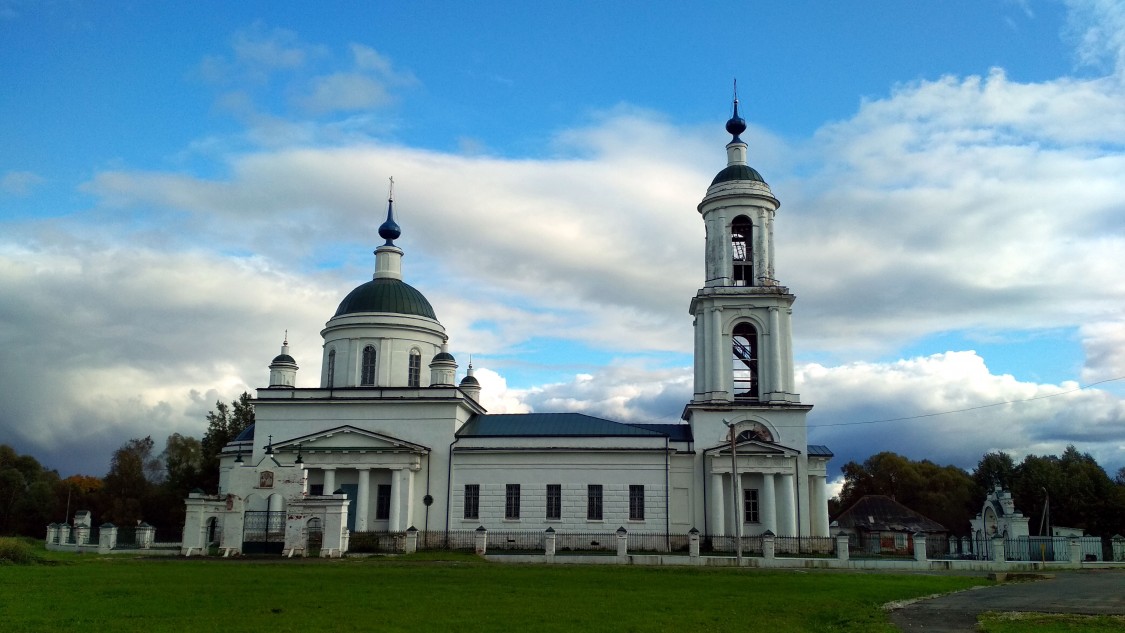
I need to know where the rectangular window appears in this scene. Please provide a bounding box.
[629,485,645,520]
[744,488,760,524]
[463,484,479,520]
[587,484,603,520]
[505,484,521,520]
[309,484,324,496]
[546,484,561,521]
[375,484,391,520]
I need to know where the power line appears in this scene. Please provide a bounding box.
[807,375,1125,429]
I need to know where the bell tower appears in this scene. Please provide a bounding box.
[683,96,827,537]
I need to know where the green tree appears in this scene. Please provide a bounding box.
[103,436,161,527]
[972,451,1016,492]
[199,392,254,492]
[0,445,64,536]
[833,451,978,536]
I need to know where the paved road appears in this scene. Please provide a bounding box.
[889,570,1125,632]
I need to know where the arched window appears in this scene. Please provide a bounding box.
[731,215,753,286]
[326,349,336,389]
[361,345,376,386]
[407,348,422,387]
[732,322,759,400]
[736,422,774,443]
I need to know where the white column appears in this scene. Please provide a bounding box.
[710,308,723,397]
[778,473,796,536]
[356,468,370,532]
[403,468,416,530]
[814,475,830,536]
[389,469,402,531]
[322,468,336,495]
[694,312,704,397]
[761,473,777,534]
[710,472,725,536]
[769,307,782,398]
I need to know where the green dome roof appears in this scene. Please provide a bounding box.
[334,278,437,319]
[711,164,765,185]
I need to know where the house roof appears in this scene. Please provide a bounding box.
[458,413,681,439]
[833,495,947,533]
[808,445,834,457]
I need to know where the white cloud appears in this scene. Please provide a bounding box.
[1,170,44,196]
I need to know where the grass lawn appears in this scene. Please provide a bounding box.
[979,612,1125,632]
[0,549,990,633]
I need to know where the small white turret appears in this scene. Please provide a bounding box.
[459,361,482,401]
[429,342,458,387]
[268,333,298,388]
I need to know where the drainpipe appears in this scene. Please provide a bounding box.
[664,436,671,550]
[444,437,458,539]
[423,449,432,534]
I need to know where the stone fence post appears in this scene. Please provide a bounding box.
[836,533,850,562]
[762,530,776,561]
[137,522,155,549]
[99,524,118,552]
[1068,537,1083,569]
[991,535,1005,563]
[474,526,488,556]
[58,524,71,546]
[75,525,90,546]
[961,536,971,558]
[544,527,556,559]
[45,524,58,545]
[913,532,927,563]
[615,527,628,560]
[1112,535,1125,562]
[404,527,418,554]
[688,528,700,560]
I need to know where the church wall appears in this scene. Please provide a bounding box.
[451,450,671,531]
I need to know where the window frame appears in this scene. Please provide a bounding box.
[407,348,422,387]
[629,485,645,521]
[463,484,479,520]
[546,484,562,521]
[375,484,391,521]
[744,488,760,524]
[326,349,336,389]
[505,484,521,520]
[360,345,377,386]
[587,484,603,521]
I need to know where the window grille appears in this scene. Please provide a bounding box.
[463,485,479,520]
[326,349,336,388]
[408,349,421,387]
[505,484,521,520]
[587,484,603,520]
[546,484,561,520]
[629,485,645,520]
[744,488,760,523]
[361,345,376,386]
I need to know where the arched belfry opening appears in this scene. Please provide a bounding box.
[732,322,759,400]
[731,215,753,286]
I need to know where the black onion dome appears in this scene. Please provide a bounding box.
[234,424,255,442]
[460,374,480,387]
[271,353,296,365]
[725,99,747,142]
[334,277,437,319]
[378,198,401,244]
[432,352,456,362]
[711,164,765,185]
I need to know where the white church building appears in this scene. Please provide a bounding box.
[182,101,833,555]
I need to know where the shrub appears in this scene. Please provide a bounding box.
[0,537,42,565]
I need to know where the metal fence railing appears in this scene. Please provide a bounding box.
[775,536,836,557]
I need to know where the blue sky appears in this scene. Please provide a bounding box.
[2,0,1124,483]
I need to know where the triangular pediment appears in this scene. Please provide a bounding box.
[273,426,429,453]
[706,438,800,457]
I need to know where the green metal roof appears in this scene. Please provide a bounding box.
[334,278,437,319]
[711,164,765,185]
[458,413,668,438]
